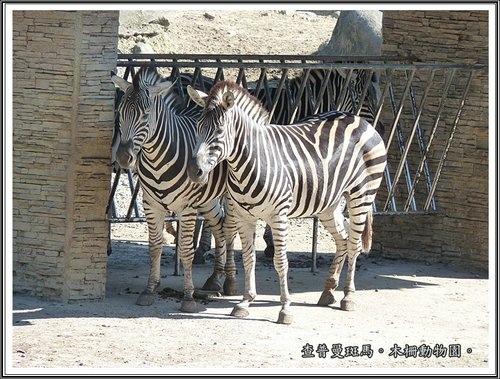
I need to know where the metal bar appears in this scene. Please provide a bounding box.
[253,66,267,94]
[409,81,436,211]
[117,54,486,71]
[268,68,288,122]
[106,167,122,218]
[289,68,311,124]
[311,216,319,273]
[313,69,332,114]
[335,68,354,110]
[125,169,141,219]
[386,69,436,211]
[174,219,180,276]
[404,68,457,212]
[354,69,374,116]
[383,69,417,212]
[372,68,393,135]
[424,70,475,211]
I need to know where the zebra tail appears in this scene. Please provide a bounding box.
[361,208,373,254]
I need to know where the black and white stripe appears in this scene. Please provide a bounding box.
[111,67,238,312]
[187,81,387,324]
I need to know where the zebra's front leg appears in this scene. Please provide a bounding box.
[222,196,239,296]
[177,211,199,313]
[270,216,293,324]
[136,205,166,306]
[198,200,225,292]
[230,219,257,318]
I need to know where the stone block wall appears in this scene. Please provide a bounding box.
[374,11,488,272]
[12,11,119,300]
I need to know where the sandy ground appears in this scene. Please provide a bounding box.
[11,238,491,374]
[8,9,494,376]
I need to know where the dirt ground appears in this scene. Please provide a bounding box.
[11,237,491,373]
[9,9,494,375]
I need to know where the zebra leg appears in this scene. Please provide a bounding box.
[317,203,349,306]
[230,219,258,319]
[137,203,166,306]
[269,216,293,325]
[177,211,199,313]
[198,200,225,292]
[340,203,371,312]
[263,224,275,258]
[222,196,239,295]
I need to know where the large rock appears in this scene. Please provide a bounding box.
[315,10,383,56]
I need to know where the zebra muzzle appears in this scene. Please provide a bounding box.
[116,140,136,169]
[187,155,208,184]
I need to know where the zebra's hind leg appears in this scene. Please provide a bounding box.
[340,206,373,311]
[137,203,166,306]
[177,211,200,313]
[317,201,349,307]
[230,219,258,319]
[198,200,225,292]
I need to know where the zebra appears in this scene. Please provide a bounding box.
[111,67,239,312]
[111,71,217,262]
[252,67,383,257]
[186,81,387,324]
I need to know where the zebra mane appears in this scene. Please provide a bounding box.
[131,66,195,114]
[207,81,270,125]
[132,66,163,89]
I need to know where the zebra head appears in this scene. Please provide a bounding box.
[111,67,175,169]
[186,83,237,184]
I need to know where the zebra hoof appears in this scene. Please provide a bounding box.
[202,273,223,292]
[230,305,249,318]
[136,291,156,306]
[277,310,293,325]
[180,299,198,313]
[340,298,356,311]
[223,277,239,296]
[317,290,336,306]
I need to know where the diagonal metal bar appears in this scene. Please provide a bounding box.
[289,68,311,124]
[106,167,122,219]
[424,70,475,211]
[386,69,436,211]
[268,67,288,122]
[125,169,141,219]
[313,69,332,114]
[335,68,355,110]
[383,69,417,212]
[354,69,375,116]
[404,68,457,212]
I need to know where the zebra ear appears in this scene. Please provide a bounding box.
[222,91,235,110]
[187,85,208,107]
[111,74,132,92]
[149,81,175,97]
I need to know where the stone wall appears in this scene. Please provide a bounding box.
[12,11,119,300]
[374,11,489,272]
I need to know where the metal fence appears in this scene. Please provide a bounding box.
[107,54,485,271]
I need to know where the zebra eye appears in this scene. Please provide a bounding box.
[215,128,224,136]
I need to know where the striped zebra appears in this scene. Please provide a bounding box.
[111,67,239,312]
[253,68,383,257]
[187,81,387,324]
